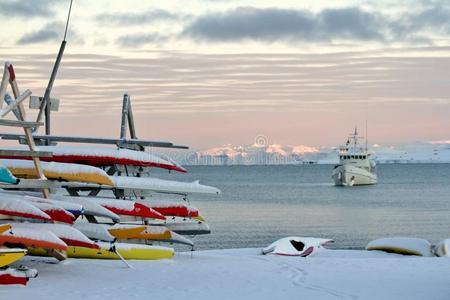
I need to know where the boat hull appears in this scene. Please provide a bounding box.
[67,242,174,260]
[332,165,377,186]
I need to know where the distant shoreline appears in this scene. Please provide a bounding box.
[182,162,450,166]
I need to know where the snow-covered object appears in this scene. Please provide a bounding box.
[109,224,193,246]
[0,196,51,221]
[20,197,75,224]
[262,237,334,257]
[0,267,36,285]
[366,237,433,256]
[0,226,67,251]
[73,222,116,242]
[12,223,98,249]
[0,146,187,173]
[22,201,74,224]
[67,241,175,260]
[137,200,199,218]
[23,196,83,216]
[434,239,450,257]
[0,159,114,186]
[154,219,211,235]
[52,196,120,222]
[90,197,166,220]
[112,176,221,195]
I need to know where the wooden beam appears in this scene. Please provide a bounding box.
[1,89,31,117]
[0,149,52,157]
[6,62,49,198]
[0,119,43,128]
[0,134,189,149]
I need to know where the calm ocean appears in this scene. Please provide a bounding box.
[152,164,450,250]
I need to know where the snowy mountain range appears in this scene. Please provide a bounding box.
[160,141,450,166]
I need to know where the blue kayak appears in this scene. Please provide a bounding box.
[0,165,19,184]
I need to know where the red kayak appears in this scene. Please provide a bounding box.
[0,197,51,221]
[140,202,200,218]
[91,198,166,220]
[22,201,75,224]
[0,267,38,285]
[0,146,187,173]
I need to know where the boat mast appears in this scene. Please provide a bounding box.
[35,0,73,144]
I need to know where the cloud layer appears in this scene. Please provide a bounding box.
[183,7,385,43]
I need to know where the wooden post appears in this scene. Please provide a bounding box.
[6,63,49,198]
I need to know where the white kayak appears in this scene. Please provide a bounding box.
[153,219,211,235]
[366,237,433,257]
[112,176,221,196]
[434,239,450,257]
[73,222,116,242]
[51,195,121,223]
[262,237,334,257]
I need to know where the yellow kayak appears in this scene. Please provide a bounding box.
[0,248,27,267]
[67,242,174,260]
[0,224,11,235]
[107,226,147,239]
[108,225,171,240]
[2,159,114,186]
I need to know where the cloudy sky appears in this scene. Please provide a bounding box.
[0,0,449,149]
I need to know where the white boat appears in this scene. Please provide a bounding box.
[332,128,377,186]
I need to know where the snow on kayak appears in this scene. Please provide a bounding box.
[11,223,98,249]
[0,159,114,186]
[112,176,221,196]
[434,239,450,257]
[366,237,433,256]
[23,195,84,217]
[137,200,200,218]
[262,237,334,257]
[0,225,67,251]
[51,195,120,222]
[0,267,37,285]
[152,219,211,235]
[0,146,187,173]
[87,197,166,220]
[0,196,51,221]
[67,241,174,260]
[73,222,116,242]
[20,199,75,224]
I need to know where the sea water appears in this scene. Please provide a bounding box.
[152,164,450,250]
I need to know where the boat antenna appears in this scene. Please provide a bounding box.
[34,0,74,142]
[365,119,368,151]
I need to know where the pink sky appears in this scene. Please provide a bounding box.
[1,2,449,150]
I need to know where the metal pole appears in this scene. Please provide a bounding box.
[35,0,73,137]
[127,96,137,139]
[120,94,129,140]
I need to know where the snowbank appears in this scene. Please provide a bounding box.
[3,248,450,300]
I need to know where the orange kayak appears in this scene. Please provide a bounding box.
[0,227,67,251]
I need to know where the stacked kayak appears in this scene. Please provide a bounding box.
[68,242,174,260]
[0,146,187,173]
[0,159,114,186]
[0,164,18,184]
[0,144,221,267]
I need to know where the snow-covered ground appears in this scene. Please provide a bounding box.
[3,248,450,300]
